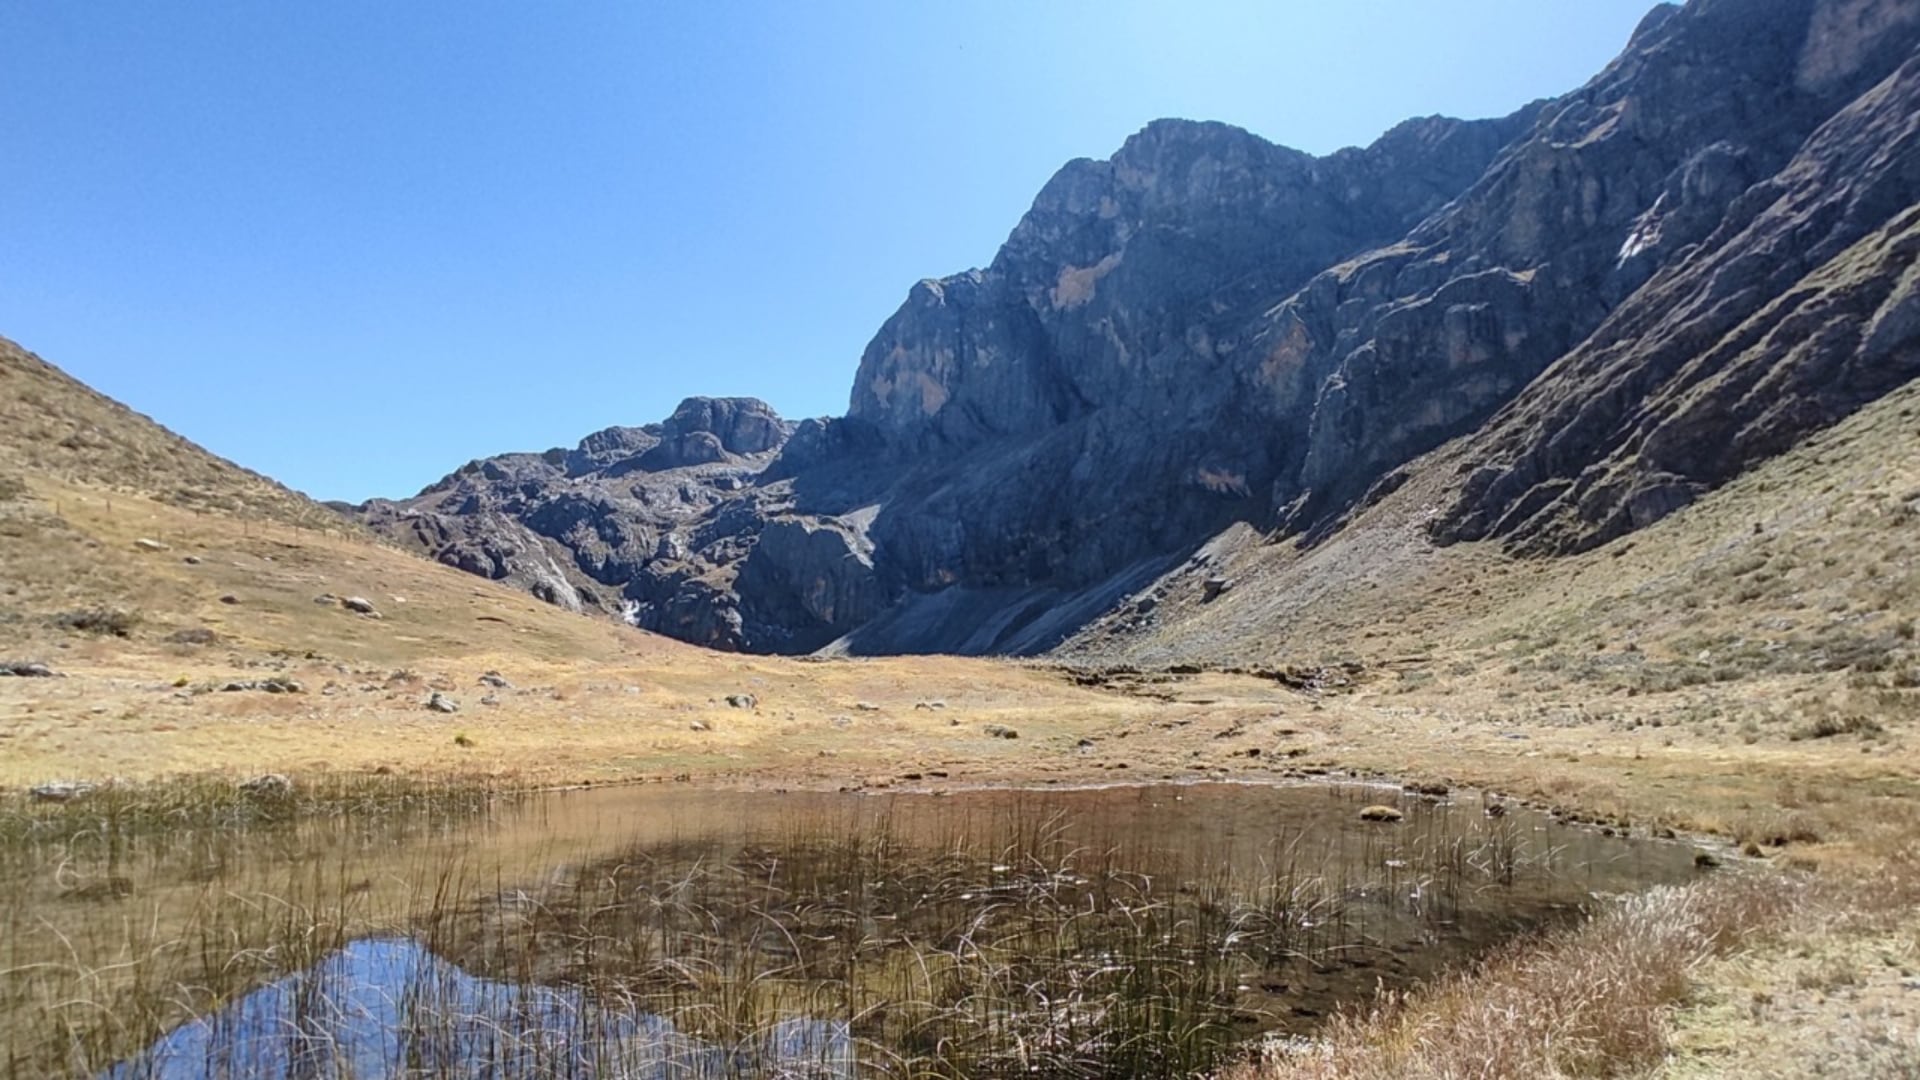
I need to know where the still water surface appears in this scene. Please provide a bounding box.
[1,781,1707,1078]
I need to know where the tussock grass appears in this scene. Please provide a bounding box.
[1229,872,1800,1079]
[1228,838,1920,1080]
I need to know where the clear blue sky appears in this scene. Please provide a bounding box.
[1,1,1657,501]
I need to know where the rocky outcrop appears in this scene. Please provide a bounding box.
[356,0,1920,657]
[350,396,884,650]
[1436,24,1920,551]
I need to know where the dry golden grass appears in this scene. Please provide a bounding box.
[0,477,1176,787]
[1224,872,1804,1080]
[0,336,341,530]
[5,333,1920,1076]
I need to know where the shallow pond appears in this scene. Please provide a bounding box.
[1,781,1709,1078]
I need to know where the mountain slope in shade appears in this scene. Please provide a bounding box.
[335,0,1917,656]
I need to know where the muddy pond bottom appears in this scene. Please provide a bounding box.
[3,782,1709,1078]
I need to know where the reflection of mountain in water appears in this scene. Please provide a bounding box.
[106,937,854,1079]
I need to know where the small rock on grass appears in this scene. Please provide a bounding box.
[134,538,169,552]
[341,596,379,616]
[30,780,96,803]
[426,691,459,714]
[239,774,294,799]
[724,693,757,709]
[1358,804,1405,823]
[689,719,711,732]
[220,677,303,693]
[983,724,1019,739]
[1,661,58,677]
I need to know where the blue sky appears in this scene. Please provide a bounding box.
[1,1,1656,501]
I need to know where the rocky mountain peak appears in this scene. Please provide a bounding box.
[358,0,1920,659]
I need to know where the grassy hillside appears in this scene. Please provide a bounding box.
[3,334,1918,1076]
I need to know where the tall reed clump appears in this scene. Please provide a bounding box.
[0,784,1703,1079]
[0,775,512,1077]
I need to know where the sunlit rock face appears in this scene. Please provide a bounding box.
[356,0,1920,655]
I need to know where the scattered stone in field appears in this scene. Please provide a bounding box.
[854,702,881,711]
[1484,801,1508,818]
[1404,780,1449,797]
[341,596,379,615]
[1741,841,1766,858]
[479,694,499,707]
[1358,804,1405,823]
[218,594,240,605]
[30,780,95,803]
[829,715,853,729]
[689,719,711,732]
[1694,851,1722,869]
[478,671,513,688]
[313,594,338,605]
[1,661,58,677]
[167,628,217,646]
[182,555,202,565]
[426,691,459,713]
[914,700,947,710]
[453,733,476,748]
[983,724,1019,739]
[724,693,757,709]
[1655,826,1678,839]
[220,678,303,693]
[1076,737,1096,751]
[1202,576,1232,601]
[134,538,169,552]
[900,771,923,781]
[239,773,294,799]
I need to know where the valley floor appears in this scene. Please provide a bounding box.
[3,398,1917,1075]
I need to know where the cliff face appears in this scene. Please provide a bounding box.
[357,0,1920,656]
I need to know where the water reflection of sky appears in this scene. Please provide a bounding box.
[105,937,854,1080]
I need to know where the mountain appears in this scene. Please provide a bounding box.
[354,0,1920,657]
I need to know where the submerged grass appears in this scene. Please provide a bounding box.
[0,783,1695,1079]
